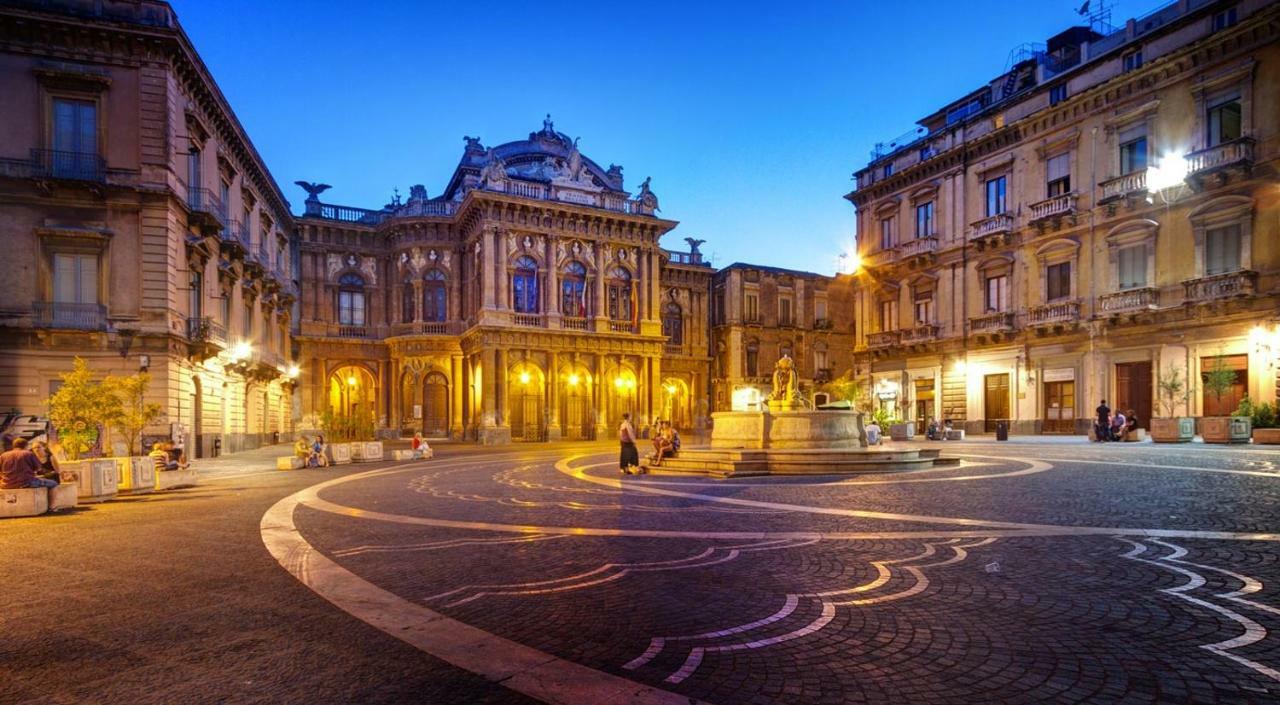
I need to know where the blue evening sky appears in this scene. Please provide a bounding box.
[171,0,1158,274]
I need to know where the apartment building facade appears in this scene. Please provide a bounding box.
[0,1,298,457]
[848,0,1280,434]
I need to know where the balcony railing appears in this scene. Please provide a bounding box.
[814,368,833,384]
[309,202,390,225]
[1186,137,1255,177]
[969,213,1015,240]
[900,323,940,344]
[1183,270,1256,303]
[1028,193,1077,223]
[561,316,592,331]
[1027,300,1081,326]
[969,311,1015,334]
[1099,287,1158,314]
[813,318,833,330]
[30,149,105,182]
[185,316,227,345]
[867,330,900,350]
[390,321,453,336]
[32,302,107,331]
[336,325,375,339]
[864,247,898,267]
[899,236,938,259]
[513,313,545,328]
[187,188,226,227]
[1099,171,1146,203]
[257,242,272,269]
[608,319,635,333]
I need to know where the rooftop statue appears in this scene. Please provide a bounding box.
[480,148,507,186]
[294,181,331,202]
[683,237,706,255]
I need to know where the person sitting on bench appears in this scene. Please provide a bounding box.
[150,442,180,472]
[1,438,57,489]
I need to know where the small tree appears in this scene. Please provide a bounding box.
[1201,355,1238,418]
[106,372,164,456]
[1156,364,1194,418]
[45,357,117,460]
[817,370,862,405]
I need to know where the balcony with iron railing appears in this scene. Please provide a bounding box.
[185,316,227,345]
[32,302,107,331]
[1028,192,1078,224]
[866,330,900,350]
[968,213,1015,241]
[1099,287,1159,314]
[1098,171,1147,203]
[1027,299,1081,326]
[1185,137,1255,179]
[219,219,248,252]
[1183,270,1256,303]
[969,310,1015,335]
[30,148,105,182]
[187,187,226,230]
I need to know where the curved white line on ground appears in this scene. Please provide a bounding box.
[261,466,715,705]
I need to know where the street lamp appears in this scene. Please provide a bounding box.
[519,370,531,386]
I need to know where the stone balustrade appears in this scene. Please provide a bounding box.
[560,316,591,331]
[1027,300,1081,325]
[968,213,1014,240]
[1099,171,1146,202]
[1183,270,1256,303]
[513,313,545,328]
[899,236,937,259]
[1028,193,1077,223]
[1099,287,1159,313]
[866,330,900,349]
[969,311,1014,334]
[900,323,940,344]
[1186,137,1255,177]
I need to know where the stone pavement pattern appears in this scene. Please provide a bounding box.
[4,439,1280,703]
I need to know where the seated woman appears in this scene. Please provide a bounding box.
[652,422,679,467]
[411,432,431,459]
[30,440,61,482]
[164,441,190,470]
[150,442,179,472]
[1123,409,1139,441]
[311,434,330,468]
[295,436,315,467]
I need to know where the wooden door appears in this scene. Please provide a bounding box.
[984,373,1010,432]
[1201,355,1247,416]
[423,375,448,437]
[1115,362,1153,428]
[563,393,592,440]
[1043,381,1075,433]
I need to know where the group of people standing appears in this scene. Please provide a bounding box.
[617,414,681,475]
[1094,400,1139,442]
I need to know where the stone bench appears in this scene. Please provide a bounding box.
[0,483,79,518]
[49,483,79,511]
[392,448,433,461]
[350,442,384,462]
[155,468,198,490]
[277,456,305,470]
[1123,428,1148,442]
[945,430,965,441]
[116,457,156,494]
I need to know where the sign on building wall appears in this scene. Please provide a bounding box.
[413,405,422,419]
[1043,368,1075,382]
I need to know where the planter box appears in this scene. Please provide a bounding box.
[115,457,156,494]
[59,459,119,503]
[392,447,434,461]
[1202,416,1252,444]
[325,443,352,465]
[1,488,48,518]
[48,483,79,511]
[155,468,198,490]
[277,456,305,470]
[944,429,965,441]
[1252,428,1280,445]
[889,422,916,441]
[350,441,383,462]
[1150,417,1195,443]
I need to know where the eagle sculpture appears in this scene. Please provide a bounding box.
[683,237,706,254]
[294,181,332,200]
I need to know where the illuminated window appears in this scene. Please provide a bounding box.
[338,272,365,326]
[511,256,539,313]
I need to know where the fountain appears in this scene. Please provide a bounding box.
[651,356,955,477]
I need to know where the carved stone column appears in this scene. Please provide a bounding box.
[481,348,497,429]
[496,227,509,310]
[547,350,561,440]
[496,348,510,430]
[481,228,496,310]
[450,354,464,439]
[547,236,560,318]
[594,242,607,332]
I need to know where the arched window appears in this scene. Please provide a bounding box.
[512,255,539,313]
[607,266,632,321]
[662,301,683,345]
[338,272,365,326]
[561,261,589,317]
[401,275,415,323]
[423,269,447,322]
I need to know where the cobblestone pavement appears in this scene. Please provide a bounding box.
[6,439,1280,703]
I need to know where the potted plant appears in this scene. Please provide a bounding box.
[105,371,165,492]
[1151,364,1196,443]
[45,357,120,501]
[1200,355,1251,443]
[1238,397,1280,444]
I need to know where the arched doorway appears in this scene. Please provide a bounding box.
[609,367,638,434]
[423,372,449,437]
[400,370,422,434]
[328,365,377,419]
[662,377,690,430]
[509,364,546,442]
[560,368,594,440]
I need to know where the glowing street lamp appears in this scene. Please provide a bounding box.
[1147,152,1190,203]
[230,341,253,361]
[567,373,580,387]
[285,364,300,379]
[519,370,531,385]
[347,375,358,388]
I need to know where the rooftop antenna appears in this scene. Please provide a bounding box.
[1077,0,1116,35]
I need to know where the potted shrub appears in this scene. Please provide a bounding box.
[45,358,120,502]
[1240,398,1280,444]
[1200,355,1251,443]
[105,371,164,492]
[1151,364,1195,443]
[319,409,382,463]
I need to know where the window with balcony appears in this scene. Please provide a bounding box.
[880,216,896,250]
[1119,135,1147,175]
[746,340,759,377]
[915,201,934,238]
[985,176,1008,216]
[1122,49,1143,72]
[51,97,98,179]
[512,255,539,314]
[1207,98,1242,147]
[219,292,230,329]
[1046,153,1071,196]
[606,267,632,320]
[338,272,366,326]
[985,274,1009,312]
[816,299,827,322]
[745,292,759,323]
[561,261,588,317]
[913,287,934,325]
[401,276,415,323]
[188,145,202,189]
[1205,225,1242,275]
[713,288,725,325]
[879,299,897,331]
[243,300,254,339]
[189,269,203,318]
[1213,7,1237,31]
[814,347,828,373]
[779,297,793,326]
[423,270,447,322]
[1117,244,1149,289]
[1046,262,1072,302]
[53,253,98,307]
[663,302,683,345]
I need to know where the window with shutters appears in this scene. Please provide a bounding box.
[1117,245,1148,289]
[746,340,759,377]
[1046,153,1071,197]
[1207,98,1242,147]
[338,272,366,326]
[879,299,897,332]
[190,269,203,318]
[985,176,1008,216]
[913,287,934,325]
[662,302,683,345]
[915,201,934,238]
[1122,49,1143,72]
[1205,225,1242,275]
[985,275,1009,312]
[779,297,793,326]
[744,292,759,323]
[1120,135,1147,175]
[423,269,447,322]
[880,216,896,250]
[51,98,98,179]
[53,253,98,304]
[1046,262,1072,301]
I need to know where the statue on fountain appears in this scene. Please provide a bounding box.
[768,355,803,411]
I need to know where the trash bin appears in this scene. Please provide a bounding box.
[272,431,280,445]
[995,420,1009,441]
[212,436,222,457]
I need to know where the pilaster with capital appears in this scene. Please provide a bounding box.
[481,229,496,310]
[451,354,464,438]
[496,348,510,428]
[495,226,508,311]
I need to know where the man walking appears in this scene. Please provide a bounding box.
[1095,399,1111,442]
[1,437,58,489]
